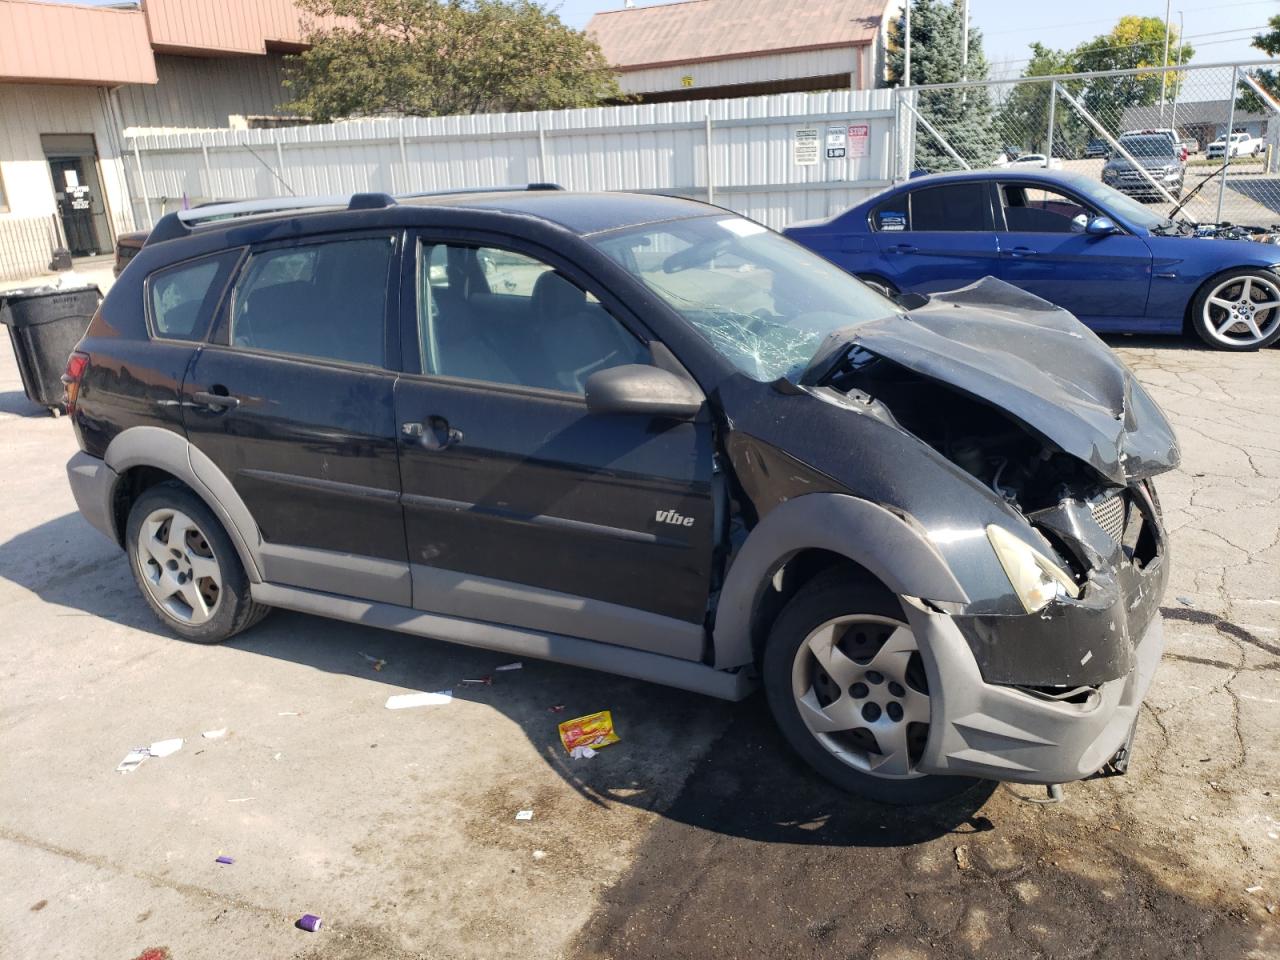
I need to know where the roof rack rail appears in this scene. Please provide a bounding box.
[143,183,565,245]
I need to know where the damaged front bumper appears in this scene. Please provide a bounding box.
[909,484,1170,784]
[907,601,1164,785]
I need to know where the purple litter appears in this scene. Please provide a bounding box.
[296,914,323,932]
[215,856,234,865]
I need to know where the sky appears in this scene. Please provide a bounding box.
[552,0,1279,74]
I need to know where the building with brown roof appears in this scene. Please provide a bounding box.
[1,0,321,279]
[587,0,901,103]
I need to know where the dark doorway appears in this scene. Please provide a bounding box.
[41,134,112,258]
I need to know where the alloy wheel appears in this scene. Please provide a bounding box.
[790,614,931,779]
[1202,274,1280,348]
[135,508,223,625]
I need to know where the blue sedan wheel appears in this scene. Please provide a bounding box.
[1192,270,1280,351]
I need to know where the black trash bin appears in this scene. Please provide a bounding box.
[0,284,101,414]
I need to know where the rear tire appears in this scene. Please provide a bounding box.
[125,482,270,643]
[762,571,981,805]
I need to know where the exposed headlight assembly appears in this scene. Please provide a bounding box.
[986,525,1081,613]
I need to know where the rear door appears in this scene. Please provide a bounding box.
[392,233,716,661]
[868,181,999,292]
[994,181,1152,327]
[181,230,410,605]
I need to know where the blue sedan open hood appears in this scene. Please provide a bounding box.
[846,278,1180,485]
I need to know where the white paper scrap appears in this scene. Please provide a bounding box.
[385,690,453,710]
[495,662,523,672]
[570,745,597,760]
[116,749,149,773]
[515,809,533,821]
[148,738,184,758]
[202,728,228,740]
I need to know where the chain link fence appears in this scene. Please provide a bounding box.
[899,61,1280,231]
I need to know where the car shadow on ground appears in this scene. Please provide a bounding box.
[0,389,51,417]
[1,511,997,849]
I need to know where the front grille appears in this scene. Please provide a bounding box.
[1092,493,1127,544]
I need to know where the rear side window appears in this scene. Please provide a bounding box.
[147,251,240,341]
[228,235,395,367]
[907,184,990,231]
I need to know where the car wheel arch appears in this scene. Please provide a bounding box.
[103,426,264,582]
[710,494,968,670]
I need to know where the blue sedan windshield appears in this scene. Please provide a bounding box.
[1063,175,1169,230]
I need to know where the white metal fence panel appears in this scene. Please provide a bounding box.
[124,89,895,231]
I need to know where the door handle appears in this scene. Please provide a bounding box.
[191,389,240,411]
[403,416,462,451]
[1008,246,1038,257]
[888,243,918,254]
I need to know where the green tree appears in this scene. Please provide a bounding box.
[1237,14,1280,114]
[995,43,1081,155]
[1072,16,1194,134]
[886,0,1001,171]
[282,0,624,121]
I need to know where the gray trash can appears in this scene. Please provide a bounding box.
[0,284,101,414]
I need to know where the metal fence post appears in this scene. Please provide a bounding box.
[200,142,212,201]
[1216,66,1239,224]
[889,87,901,183]
[538,119,548,184]
[705,110,715,204]
[398,124,409,193]
[1045,82,1057,160]
[275,141,287,198]
[131,137,154,229]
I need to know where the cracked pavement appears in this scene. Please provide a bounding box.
[1,314,1278,959]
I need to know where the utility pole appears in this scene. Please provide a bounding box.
[960,0,969,80]
[1159,0,1172,107]
[903,0,912,86]
[1170,10,1184,132]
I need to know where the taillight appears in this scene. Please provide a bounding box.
[62,352,89,414]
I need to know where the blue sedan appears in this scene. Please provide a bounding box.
[784,170,1280,350]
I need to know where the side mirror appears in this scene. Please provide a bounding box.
[584,365,704,420]
[1086,216,1120,236]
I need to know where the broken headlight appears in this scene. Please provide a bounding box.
[987,525,1081,613]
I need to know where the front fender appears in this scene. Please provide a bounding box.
[711,493,968,669]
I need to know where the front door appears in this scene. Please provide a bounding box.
[181,231,410,604]
[393,236,716,661]
[995,181,1153,328]
[42,134,112,258]
[869,181,1000,292]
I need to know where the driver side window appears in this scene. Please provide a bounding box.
[416,242,649,394]
[1000,185,1096,234]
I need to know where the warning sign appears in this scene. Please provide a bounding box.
[848,123,870,159]
[826,125,847,159]
[793,128,819,166]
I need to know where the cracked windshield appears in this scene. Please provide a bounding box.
[593,216,897,381]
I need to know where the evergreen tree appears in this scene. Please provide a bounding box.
[886,0,1000,171]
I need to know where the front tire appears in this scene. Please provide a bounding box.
[125,482,270,643]
[1190,269,1280,351]
[762,571,980,805]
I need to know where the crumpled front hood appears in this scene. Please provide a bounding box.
[846,277,1180,485]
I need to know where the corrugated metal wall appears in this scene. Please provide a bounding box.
[618,48,862,95]
[125,89,896,230]
[115,54,293,130]
[0,83,134,280]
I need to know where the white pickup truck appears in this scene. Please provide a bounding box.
[1207,132,1262,159]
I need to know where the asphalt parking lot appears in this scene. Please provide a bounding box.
[1,281,1278,958]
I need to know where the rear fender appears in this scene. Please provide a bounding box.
[103,425,264,582]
